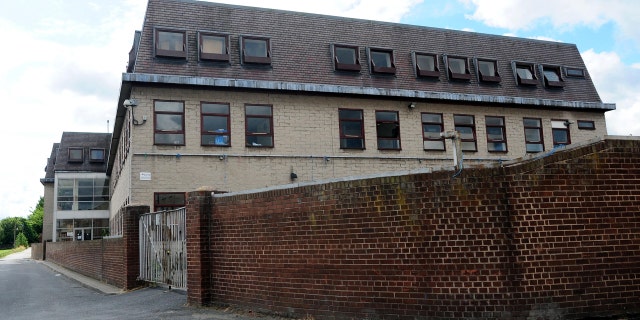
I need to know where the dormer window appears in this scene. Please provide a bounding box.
[368,48,396,74]
[445,56,471,80]
[514,62,538,86]
[199,32,229,62]
[565,67,585,78]
[68,147,83,163]
[241,36,271,64]
[90,148,105,162]
[155,28,186,58]
[414,52,439,78]
[333,44,360,71]
[542,65,564,88]
[476,59,500,83]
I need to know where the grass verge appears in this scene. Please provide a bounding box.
[0,246,26,259]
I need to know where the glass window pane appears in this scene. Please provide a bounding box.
[90,149,104,160]
[553,130,569,144]
[247,118,271,134]
[517,67,533,79]
[478,61,495,76]
[202,35,225,54]
[523,118,541,127]
[155,133,184,145]
[202,103,229,114]
[449,58,466,73]
[377,123,399,138]
[375,111,397,122]
[525,128,541,142]
[488,142,507,152]
[244,38,267,57]
[247,135,273,147]
[156,114,183,131]
[456,126,474,139]
[544,69,560,81]
[487,127,504,140]
[69,148,83,161]
[526,143,544,152]
[246,105,272,116]
[461,141,476,151]
[416,55,435,71]
[340,138,363,149]
[336,47,356,64]
[422,113,442,123]
[339,109,362,120]
[158,31,183,51]
[155,101,184,112]
[454,115,474,125]
[423,124,442,139]
[341,121,362,137]
[371,51,391,67]
[485,117,504,126]
[551,120,567,129]
[203,116,228,132]
[424,140,445,150]
[378,139,400,149]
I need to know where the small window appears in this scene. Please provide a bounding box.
[199,32,229,61]
[523,118,544,153]
[333,45,360,71]
[446,56,471,80]
[422,113,445,151]
[68,148,84,163]
[477,59,501,83]
[376,111,400,150]
[241,36,271,64]
[155,28,186,58]
[154,100,185,145]
[414,52,439,78]
[368,48,396,74]
[565,67,585,78]
[514,63,538,86]
[454,115,477,152]
[339,109,365,149]
[542,65,564,88]
[486,116,507,152]
[201,103,230,146]
[245,105,273,147]
[89,148,105,162]
[154,192,185,211]
[577,120,595,130]
[551,120,571,147]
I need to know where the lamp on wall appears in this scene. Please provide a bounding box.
[408,102,416,109]
[123,99,147,125]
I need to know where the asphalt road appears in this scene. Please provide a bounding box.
[0,249,278,320]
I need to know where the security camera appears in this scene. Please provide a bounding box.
[123,99,138,108]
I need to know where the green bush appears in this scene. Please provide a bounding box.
[15,233,28,248]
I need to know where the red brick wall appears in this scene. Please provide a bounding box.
[187,138,640,319]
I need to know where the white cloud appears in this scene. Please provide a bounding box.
[582,49,640,136]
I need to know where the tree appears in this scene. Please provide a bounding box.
[28,197,44,237]
[15,233,28,248]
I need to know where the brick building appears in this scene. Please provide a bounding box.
[101,0,615,230]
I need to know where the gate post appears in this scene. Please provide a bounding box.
[123,204,149,290]
[186,188,216,306]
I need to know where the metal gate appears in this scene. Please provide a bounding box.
[139,207,186,289]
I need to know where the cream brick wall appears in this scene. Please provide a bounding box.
[116,86,608,209]
[42,184,54,241]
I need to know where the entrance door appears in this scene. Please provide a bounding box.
[74,228,92,241]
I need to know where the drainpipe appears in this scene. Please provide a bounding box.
[441,131,463,171]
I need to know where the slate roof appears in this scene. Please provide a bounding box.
[50,132,111,173]
[125,0,612,110]
[40,143,60,185]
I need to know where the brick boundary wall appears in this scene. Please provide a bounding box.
[186,138,640,319]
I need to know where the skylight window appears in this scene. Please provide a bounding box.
[514,62,538,86]
[155,28,186,58]
[199,32,229,61]
[333,44,360,71]
[542,65,564,88]
[368,48,396,74]
[445,56,471,80]
[414,52,439,78]
[476,59,501,83]
[241,36,271,64]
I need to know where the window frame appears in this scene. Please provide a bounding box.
[577,120,596,130]
[245,104,274,148]
[154,27,187,58]
[485,116,508,153]
[513,62,538,86]
[198,31,229,62]
[541,65,565,88]
[444,55,472,80]
[421,112,445,151]
[565,67,585,78]
[89,148,106,163]
[154,100,186,146]
[368,47,396,74]
[453,114,477,152]
[68,147,84,163]
[201,102,231,147]
[375,110,401,150]
[338,108,365,149]
[240,35,271,64]
[332,44,361,71]
[413,52,440,78]
[475,58,501,83]
[551,119,571,147]
[523,118,545,153]
[154,192,186,212]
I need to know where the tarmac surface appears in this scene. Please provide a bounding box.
[0,248,284,320]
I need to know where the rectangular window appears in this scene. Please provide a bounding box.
[333,45,360,71]
[414,52,439,78]
[523,118,544,153]
[376,111,400,150]
[454,114,477,151]
[369,48,396,74]
[89,148,105,162]
[565,67,585,78]
[68,147,83,163]
[155,29,186,58]
[446,56,471,80]
[542,65,564,88]
[486,116,507,152]
[551,120,571,147]
[514,63,538,86]
[201,102,230,146]
[154,192,185,211]
[339,109,365,149]
[477,59,500,82]
[241,36,271,64]
[199,32,229,61]
[422,113,445,150]
[57,178,109,211]
[154,100,185,145]
[245,104,273,147]
[577,120,595,130]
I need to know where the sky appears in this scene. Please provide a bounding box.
[0,0,639,220]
